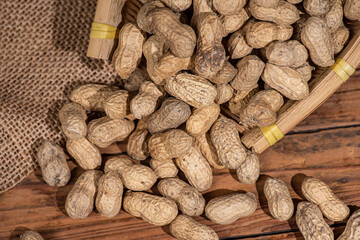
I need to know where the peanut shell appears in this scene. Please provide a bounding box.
[186,103,221,137]
[103,90,129,119]
[66,138,101,170]
[159,0,192,11]
[220,8,250,36]
[215,84,234,104]
[236,151,260,184]
[228,29,253,59]
[213,0,246,15]
[127,127,149,161]
[344,0,360,21]
[150,158,179,178]
[20,231,44,240]
[338,209,360,240]
[303,0,330,16]
[209,61,238,84]
[124,67,149,92]
[59,102,87,140]
[332,26,350,54]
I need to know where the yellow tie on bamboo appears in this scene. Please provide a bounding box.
[330,58,356,82]
[260,124,284,146]
[90,22,119,39]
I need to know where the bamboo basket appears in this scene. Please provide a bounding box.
[90,0,360,155]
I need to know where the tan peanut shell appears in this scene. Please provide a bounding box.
[137,1,165,34]
[246,21,293,49]
[287,0,302,3]
[303,0,330,16]
[130,81,163,119]
[295,62,315,82]
[103,90,129,119]
[253,0,280,8]
[229,87,259,116]
[338,209,360,240]
[127,127,149,161]
[220,8,250,36]
[66,138,101,170]
[104,155,157,191]
[70,84,118,111]
[37,140,70,187]
[113,23,145,79]
[301,177,350,221]
[186,103,221,137]
[95,171,123,218]
[147,97,191,135]
[213,0,246,15]
[236,151,260,184]
[150,158,178,178]
[296,201,334,240]
[20,231,44,240]
[228,29,253,59]
[239,90,284,128]
[59,102,87,140]
[210,116,247,169]
[301,17,334,67]
[158,178,205,216]
[154,53,191,82]
[215,84,234,104]
[123,191,178,226]
[250,0,300,25]
[264,177,294,221]
[332,26,350,54]
[124,67,149,92]
[148,7,196,58]
[231,55,265,92]
[87,117,134,148]
[170,215,219,240]
[324,0,343,33]
[165,73,217,109]
[148,129,194,161]
[344,0,360,21]
[265,40,308,68]
[65,170,102,219]
[209,61,238,84]
[205,192,257,224]
[195,12,226,79]
[262,63,309,100]
[176,145,213,191]
[159,0,192,11]
[196,134,224,169]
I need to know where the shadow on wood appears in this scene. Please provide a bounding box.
[291,173,308,200]
[255,174,272,218]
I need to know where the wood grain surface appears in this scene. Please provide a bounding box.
[0,73,359,240]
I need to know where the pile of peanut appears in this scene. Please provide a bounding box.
[29,0,360,239]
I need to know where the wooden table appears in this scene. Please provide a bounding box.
[1,73,359,240]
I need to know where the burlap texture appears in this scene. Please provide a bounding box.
[0,0,123,193]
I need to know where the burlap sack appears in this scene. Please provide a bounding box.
[0,0,120,193]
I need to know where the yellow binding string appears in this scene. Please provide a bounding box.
[330,58,356,82]
[90,22,119,39]
[260,124,284,146]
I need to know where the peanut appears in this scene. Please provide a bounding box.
[229,87,259,116]
[127,123,149,161]
[344,0,360,21]
[287,0,303,3]
[130,81,163,119]
[137,1,165,34]
[87,117,134,148]
[239,90,284,128]
[194,12,226,79]
[249,0,300,25]
[301,17,334,67]
[265,40,308,68]
[159,0,192,11]
[165,73,217,109]
[332,26,350,54]
[236,151,260,184]
[252,0,280,8]
[262,63,309,100]
[231,55,265,92]
[103,90,129,119]
[220,8,250,36]
[210,116,247,169]
[303,0,330,16]
[70,84,118,111]
[264,177,294,221]
[294,62,315,82]
[104,155,157,191]
[124,67,149,92]
[170,215,219,240]
[20,231,44,240]
[150,158,178,178]
[148,129,194,161]
[123,191,178,226]
[246,21,293,48]
[158,178,205,216]
[147,97,191,135]
[95,171,123,218]
[37,140,70,187]
[196,134,224,169]
[228,29,253,59]
[338,209,360,240]
[59,102,87,140]
[205,192,257,224]
[208,61,238,85]
[153,52,191,82]
[213,0,246,16]
[176,145,213,191]
[113,23,145,79]
[215,84,234,104]
[296,201,334,240]
[65,170,102,219]
[324,0,343,33]
[66,138,101,170]
[302,176,350,221]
